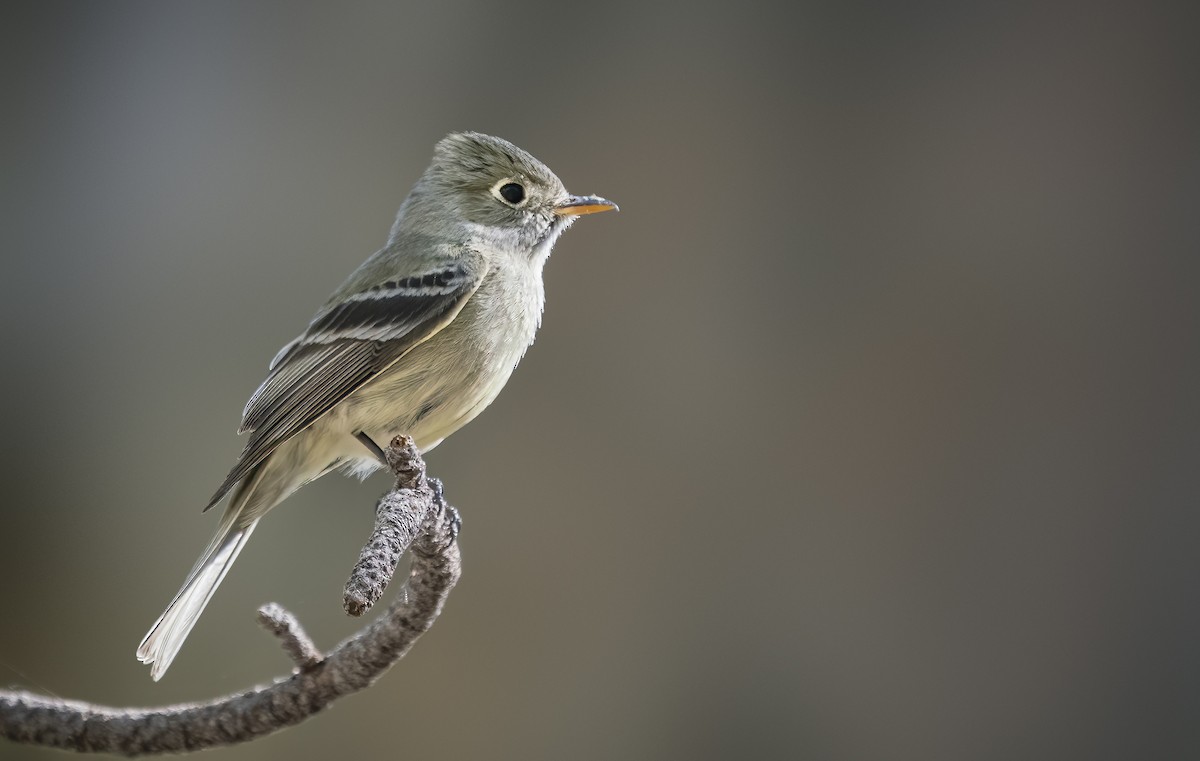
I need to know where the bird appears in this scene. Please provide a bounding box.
[136,132,617,680]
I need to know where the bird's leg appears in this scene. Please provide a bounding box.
[353,431,389,465]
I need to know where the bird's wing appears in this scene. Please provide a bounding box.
[205,248,488,510]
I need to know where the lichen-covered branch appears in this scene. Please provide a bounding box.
[0,435,461,756]
[343,440,433,616]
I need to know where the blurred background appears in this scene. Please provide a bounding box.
[2,2,1198,759]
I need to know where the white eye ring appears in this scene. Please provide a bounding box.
[490,178,529,208]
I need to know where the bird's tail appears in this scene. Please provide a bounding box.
[136,470,264,681]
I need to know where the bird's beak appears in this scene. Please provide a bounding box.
[554,195,619,216]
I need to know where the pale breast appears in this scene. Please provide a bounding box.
[340,255,545,452]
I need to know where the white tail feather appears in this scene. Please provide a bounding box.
[137,468,271,681]
[136,515,259,681]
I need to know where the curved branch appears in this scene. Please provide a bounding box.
[0,435,461,755]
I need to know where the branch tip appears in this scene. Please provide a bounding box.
[385,435,426,489]
[256,603,323,670]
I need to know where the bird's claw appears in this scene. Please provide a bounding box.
[443,504,462,544]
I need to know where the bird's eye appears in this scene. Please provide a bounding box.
[492,179,527,207]
[499,183,524,203]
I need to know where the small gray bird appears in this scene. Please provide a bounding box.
[136,132,616,680]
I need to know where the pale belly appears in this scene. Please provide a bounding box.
[344,332,524,455]
[311,271,540,472]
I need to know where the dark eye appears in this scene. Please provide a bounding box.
[498,182,525,204]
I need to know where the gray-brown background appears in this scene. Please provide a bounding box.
[2,2,1198,759]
